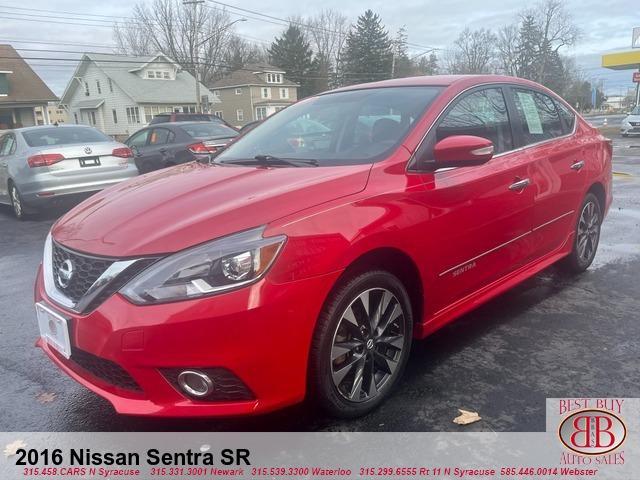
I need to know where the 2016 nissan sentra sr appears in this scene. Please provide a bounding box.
[34,75,612,418]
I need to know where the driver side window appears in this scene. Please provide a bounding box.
[127,130,150,148]
[436,88,513,154]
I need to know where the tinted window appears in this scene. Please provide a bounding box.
[216,86,443,166]
[127,130,150,147]
[513,89,563,144]
[555,100,576,134]
[149,128,173,145]
[436,88,513,154]
[179,123,238,139]
[630,106,640,115]
[22,127,110,147]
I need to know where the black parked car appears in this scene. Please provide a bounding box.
[125,122,238,173]
[149,112,235,129]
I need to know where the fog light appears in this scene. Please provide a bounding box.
[177,370,213,398]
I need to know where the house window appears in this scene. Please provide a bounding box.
[163,71,170,79]
[126,106,141,124]
[96,80,101,94]
[280,88,289,99]
[235,88,242,95]
[112,109,118,124]
[266,73,282,83]
[213,90,220,100]
[144,106,154,123]
[90,111,97,126]
[236,109,244,122]
[147,71,155,79]
[255,106,267,121]
[261,87,271,99]
[84,82,89,96]
[214,111,223,119]
[108,78,113,93]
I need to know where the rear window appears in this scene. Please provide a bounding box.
[179,123,238,139]
[22,127,111,147]
[175,114,216,122]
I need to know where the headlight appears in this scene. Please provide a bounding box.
[120,227,286,304]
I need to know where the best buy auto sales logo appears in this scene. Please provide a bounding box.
[557,399,627,466]
[559,409,626,455]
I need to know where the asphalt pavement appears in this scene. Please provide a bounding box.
[1,136,639,432]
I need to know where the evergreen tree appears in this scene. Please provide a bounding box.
[392,26,413,78]
[516,14,541,80]
[342,10,393,85]
[268,25,316,98]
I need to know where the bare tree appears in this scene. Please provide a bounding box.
[523,0,580,82]
[222,35,265,71]
[446,28,497,74]
[496,24,519,76]
[113,0,236,84]
[304,9,348,89]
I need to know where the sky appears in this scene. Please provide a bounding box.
[0,0,637,97]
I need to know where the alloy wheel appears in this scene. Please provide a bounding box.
[10,185,22,218]
[330,288,406,403]
[577,200,599,264]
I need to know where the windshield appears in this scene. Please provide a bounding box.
[216,86,443,166]
[179,123,238,139]
[630,107,640,115]
[22,127,111,147]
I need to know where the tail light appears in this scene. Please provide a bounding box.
[112,147,133,158]
[27,153,64,168]
[188,142,218,154]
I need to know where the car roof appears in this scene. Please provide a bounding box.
[324,74,547,94]
[149,121,229,128]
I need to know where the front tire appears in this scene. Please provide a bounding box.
[309,271,413,418]
[561,193,602,273]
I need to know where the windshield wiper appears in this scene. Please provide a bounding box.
[220,155,318,167]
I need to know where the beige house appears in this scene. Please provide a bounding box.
[209,63,299,127]
[35,103,69,125]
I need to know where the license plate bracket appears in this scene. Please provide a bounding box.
[36,302,71,359]
[79,156,100,167]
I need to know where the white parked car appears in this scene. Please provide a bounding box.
[621,106,640,136]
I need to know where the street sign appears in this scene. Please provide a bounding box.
[634,72,640,83]
[633,27,640,48]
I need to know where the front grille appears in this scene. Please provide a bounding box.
[161,368,254,402]
[70,346,142,393]
[52,242,113,303]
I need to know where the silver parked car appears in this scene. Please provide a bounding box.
[0,125,138,219]
[621,106,640,137]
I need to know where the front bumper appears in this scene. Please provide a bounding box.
[621,125,640,135]
[34,265,341,417]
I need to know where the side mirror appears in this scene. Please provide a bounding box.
[433,135,494,168]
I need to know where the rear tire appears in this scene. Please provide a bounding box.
[560,193,601,273]
[9,182,26,220]
[309,270,413,418]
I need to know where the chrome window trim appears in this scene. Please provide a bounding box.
[42,233,146,313]
[408,82,579,173]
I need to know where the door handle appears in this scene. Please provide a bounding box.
[509,178,530,191]
[571,160,585,171]
[159,147,167,153]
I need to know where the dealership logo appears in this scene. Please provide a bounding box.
[559,409,626,456]
[84,146,92,155]
[57,259,75,288]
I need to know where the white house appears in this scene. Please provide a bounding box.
[59,53,217,140]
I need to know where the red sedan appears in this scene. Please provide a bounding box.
[34,75,612,418]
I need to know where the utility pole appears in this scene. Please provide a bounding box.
[183,0,205,113]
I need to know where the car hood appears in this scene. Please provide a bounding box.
[624,115,640,123]
[52,162,371,257]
